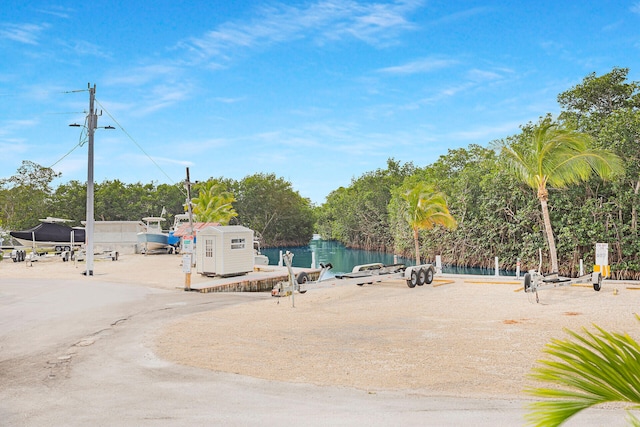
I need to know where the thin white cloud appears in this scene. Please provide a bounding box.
[35,6,73,19]
[631,2,640,14]
[105,65,182,86]
[430,6,490,26]
[377,57,458,74]
[135,85,192,116]
[466,68,503,82]
[0,119,39,136]
[177,0,422,65]
[0,23,48,45]
[66,40,112,59]
[214,96,246,104]
[443,120,524,141]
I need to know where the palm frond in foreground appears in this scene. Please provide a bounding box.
[525,320,640,426]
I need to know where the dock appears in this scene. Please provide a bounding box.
[187,265,321,293]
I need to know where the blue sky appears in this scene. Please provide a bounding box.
[1,1,640,205]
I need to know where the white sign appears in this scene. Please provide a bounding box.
[182,254,192,273]
[182,236,194,254]
[595,243,609,266]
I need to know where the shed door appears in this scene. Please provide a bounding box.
[203,237,216,273]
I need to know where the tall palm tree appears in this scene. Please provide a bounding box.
[191,182,238,225]
[402,182,457,265]
[526,319,640,427]
[498,121,622,274]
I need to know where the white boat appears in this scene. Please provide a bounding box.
[137,217,169,253]
[253,240,269,266]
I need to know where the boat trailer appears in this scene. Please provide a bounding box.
[271,251,333,297]
[271,251,438,299]
[335,262,436,288]
[523,270,602,303]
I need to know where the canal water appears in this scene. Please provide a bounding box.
[261,239,516,276]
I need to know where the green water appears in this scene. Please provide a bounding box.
[262,239,516,276]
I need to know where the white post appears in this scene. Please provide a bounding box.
[579,259,584,276]
[494,257,499,277]
[278,250,283,267]
[394,254,398,264]
[435,255,442,274]
[516,258,521,279]
[311,251,316,268]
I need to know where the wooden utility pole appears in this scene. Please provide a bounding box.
[183,167,195,290]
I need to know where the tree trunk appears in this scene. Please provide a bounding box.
[539,198,559,274]
[413,228,421,265]
[632,180,640,233]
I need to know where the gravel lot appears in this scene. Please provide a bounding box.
[2,253,639,425]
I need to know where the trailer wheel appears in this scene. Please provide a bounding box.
[417,268,426,286]
[297,272,309,294]
[425,267,434,285]
[407,270,418,288]
[593,273,602,292]
[523,273,531,292]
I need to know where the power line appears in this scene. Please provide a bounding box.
[94,98,185,194]
[48,116,88,169]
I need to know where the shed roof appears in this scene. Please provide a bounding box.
[197,225,253,234]
[172,222,220,237]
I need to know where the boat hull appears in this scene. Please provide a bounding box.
[137,232,169,252]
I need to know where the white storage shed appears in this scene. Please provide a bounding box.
[196,225,255,277]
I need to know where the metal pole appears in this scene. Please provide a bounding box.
[184,167,195,290]
[86,83,96,276]
[185,167,195,236]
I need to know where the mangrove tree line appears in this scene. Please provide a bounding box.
[317,67,640,279]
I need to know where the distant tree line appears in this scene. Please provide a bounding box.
[0,168,314,247]
[3,68,640,278]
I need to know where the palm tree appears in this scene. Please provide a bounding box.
[525,319,640,426]
[401,182,457,265]
[191,182,238,225]
[498,121,622,274]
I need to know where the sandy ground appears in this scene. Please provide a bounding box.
[2,252,640,399]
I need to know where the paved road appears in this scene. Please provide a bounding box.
[0,278,627,426]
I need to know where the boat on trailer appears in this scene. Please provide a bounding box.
[9,217,85,251]
[137,217,169,253]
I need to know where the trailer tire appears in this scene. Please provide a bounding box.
[594,273,602,292]
[407,270,418,288]
[417,268,426,286]
[297,272,309,294]
[425,267,434,285]
[523,273,531,292]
